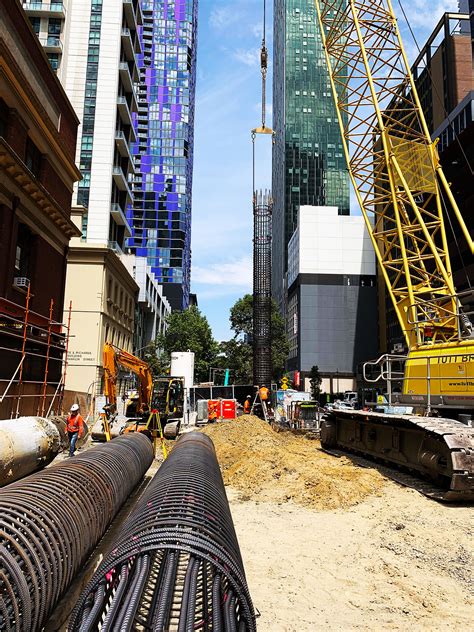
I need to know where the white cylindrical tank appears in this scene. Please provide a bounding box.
[170,351,195,389]
[0,416,63,486]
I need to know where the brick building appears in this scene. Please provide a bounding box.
[0,1,80,416]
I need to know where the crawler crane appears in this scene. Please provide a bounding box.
[312,0,474,499]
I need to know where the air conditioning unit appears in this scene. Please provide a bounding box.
[13,277,30,289]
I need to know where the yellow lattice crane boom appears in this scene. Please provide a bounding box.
[314,0,473,404]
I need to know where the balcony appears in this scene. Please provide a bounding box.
[38,35,63,52]
[115,131,135,173]
[121,28,135,61]
[122,0,137,31]
[117,96,133,127]
[135,0,143,25]
[107,240,123,255]
[112,166,133,201]
[110,203,132,238]
[118,63,138,112]
[23,2,66,18]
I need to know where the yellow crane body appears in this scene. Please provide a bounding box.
[311,0,474,498]
[313,0,474,402]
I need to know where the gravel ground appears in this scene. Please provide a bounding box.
[229,484,473,631]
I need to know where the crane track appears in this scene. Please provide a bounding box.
[321,410,474,502]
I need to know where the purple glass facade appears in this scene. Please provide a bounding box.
[127,0,198,310]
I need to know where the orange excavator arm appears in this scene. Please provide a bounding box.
[102,342,153,413]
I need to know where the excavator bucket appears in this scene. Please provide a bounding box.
[163,418,181,439]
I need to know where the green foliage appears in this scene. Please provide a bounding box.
[156,306,218,383]
[222,294,289,382]
[142,340,169,378]
[229,294,253,337]
[309,365,322,400]
[219,338,253,384]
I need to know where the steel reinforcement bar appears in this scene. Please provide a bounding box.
[0,433,154,632]
[69,432,256,631]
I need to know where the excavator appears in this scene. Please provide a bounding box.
[92,342,183,440]
[309,0,474,500]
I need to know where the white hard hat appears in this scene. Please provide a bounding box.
[70,403,79,412]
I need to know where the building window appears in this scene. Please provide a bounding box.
[15,246,21,273]
[81,213,88,240]
[0,98,8,137]
[25,137,42,177]
[15,224,33,278]
[47,54,59,72]
[48,18,61,36]
[29,17,41,35]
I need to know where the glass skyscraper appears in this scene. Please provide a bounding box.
[272,0,349,310]
[127,0,198,310]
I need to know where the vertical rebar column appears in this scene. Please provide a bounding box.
[253,190,272,387]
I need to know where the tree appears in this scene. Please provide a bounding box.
[156,306,218,383]
[221,294,289,382]
[309,365,322,401]
[142,340,169,378]
[219,338,253,384]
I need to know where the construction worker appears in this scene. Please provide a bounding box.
[259,385,269,402]
[243,395,252,414]
[208,400,219,423]
[66,404,84,457]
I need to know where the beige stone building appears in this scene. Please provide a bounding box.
[63,208,138,402]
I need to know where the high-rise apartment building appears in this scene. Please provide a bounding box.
[22,0,174,399]
[272,0,349,312]
[22,1,68,77]
[127,0,198,310]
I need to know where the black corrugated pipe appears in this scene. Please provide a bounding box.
[69,432,256,631]
[0,434,154,632]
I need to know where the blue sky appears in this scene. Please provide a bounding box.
[190,0,460,341]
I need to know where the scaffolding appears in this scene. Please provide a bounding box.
[253,190,273,388]
[0,285,72,418]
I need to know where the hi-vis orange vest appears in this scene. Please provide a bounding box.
[66,413,84,435]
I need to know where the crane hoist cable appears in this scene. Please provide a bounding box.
[252,0,274,195]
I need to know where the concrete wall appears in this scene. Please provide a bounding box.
[288,206,375,284]
[287,205,378,376]
[298,282,378,373]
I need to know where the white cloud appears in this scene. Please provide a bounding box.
[254,102,273,117]
[252,23,264,40]
[233,47,261,67]
[209,6,240,30]
[396,1,459,32]
[192,256,252,288]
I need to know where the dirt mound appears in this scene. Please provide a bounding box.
[201,415,386,510]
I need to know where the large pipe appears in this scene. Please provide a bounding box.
[69,432,256,631]
[0,416,62,486]
[0,433,154,631]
